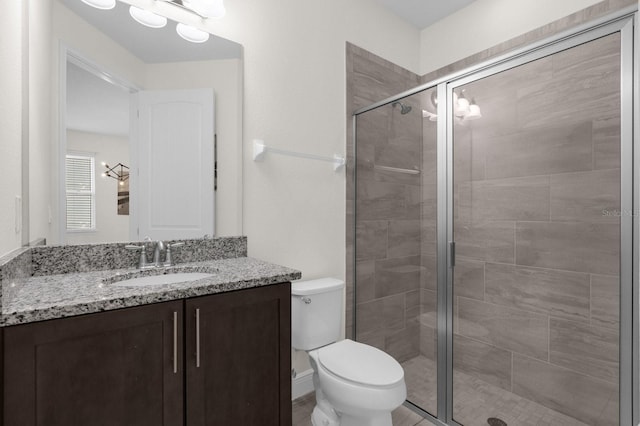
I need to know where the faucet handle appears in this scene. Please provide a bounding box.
[125,244,149,269]
[164,242,185,267]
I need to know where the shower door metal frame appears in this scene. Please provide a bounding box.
[352,6,638,426]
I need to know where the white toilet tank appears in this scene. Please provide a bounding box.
[291,278,345,351]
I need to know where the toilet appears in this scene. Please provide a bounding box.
[292,278,406,426]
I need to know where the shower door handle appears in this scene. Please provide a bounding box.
[450,241,456,268]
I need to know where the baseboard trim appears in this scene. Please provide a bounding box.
[292,369,314,400]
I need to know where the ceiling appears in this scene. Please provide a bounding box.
[374,0,478,29]
[66,62,131,136]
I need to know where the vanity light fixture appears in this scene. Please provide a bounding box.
[80,0,225,43]
[101,162,130,186]
[129,6,168,28]
[80,0,116,10]
[424,90,482,122]
[176,22,210,43]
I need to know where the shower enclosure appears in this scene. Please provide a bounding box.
[353,9,637,426]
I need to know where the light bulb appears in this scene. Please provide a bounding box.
[101,161,107,166]
[456,93,470,116]
[129,6,167,28]
[119,180,125,186]
[466,101,482,120]
[101,173,107,178]
[80,0,116,10]
[176,23,210,43]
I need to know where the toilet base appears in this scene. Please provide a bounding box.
[339,412,392,426]
[311,404,339,426]
[311,404,392,426]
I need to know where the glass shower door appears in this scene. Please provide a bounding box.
[354,87,439,418]
[451,33,622,426]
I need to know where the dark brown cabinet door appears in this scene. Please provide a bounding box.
[3,301,184,426]
[185,283,291,426]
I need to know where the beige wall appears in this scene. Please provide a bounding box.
[66,130,130,245]
[0,0,24,256]
[419,0,603,75]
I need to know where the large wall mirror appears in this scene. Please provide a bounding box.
[28,0,243,246]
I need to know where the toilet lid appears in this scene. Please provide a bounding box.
[318,339,404,387]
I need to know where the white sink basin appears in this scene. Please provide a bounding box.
[112,272,214,287]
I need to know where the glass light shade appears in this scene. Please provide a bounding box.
[456,95,470,116]
[192,0,226,18]
[81,0,116,10]
[129,6,167,28]
[466,103,482,120]
[176,23,210,43]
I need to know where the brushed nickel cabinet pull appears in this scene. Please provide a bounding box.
[195,308,201,368]
[173,311,178,374]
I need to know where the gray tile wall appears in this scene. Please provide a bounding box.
[346,42,422,362]
[452,33,621,426]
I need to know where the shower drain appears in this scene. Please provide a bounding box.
[487,418,507,426]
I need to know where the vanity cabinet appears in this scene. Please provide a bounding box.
[185,283,292,426]
[3,300,184,426]
[2,282,291,426]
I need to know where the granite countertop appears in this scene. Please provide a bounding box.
[1,257,301,327]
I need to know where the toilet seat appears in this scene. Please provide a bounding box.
[317,339,404,388]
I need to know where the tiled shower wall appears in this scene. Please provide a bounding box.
[450,34,621,425]
[346,43,422,361]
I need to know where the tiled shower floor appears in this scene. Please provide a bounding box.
[292,355,594,426]
[402,355,591,426]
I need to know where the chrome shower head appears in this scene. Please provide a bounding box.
[392,101,412,115]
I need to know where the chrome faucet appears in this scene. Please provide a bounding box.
[153,240,166,267]
[126,239,184,269]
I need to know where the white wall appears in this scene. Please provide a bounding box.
[0,0,24,257]
[29,0,53,246]
[176,0,421,282]
[419,0,603,75]
[66,130,130,245]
